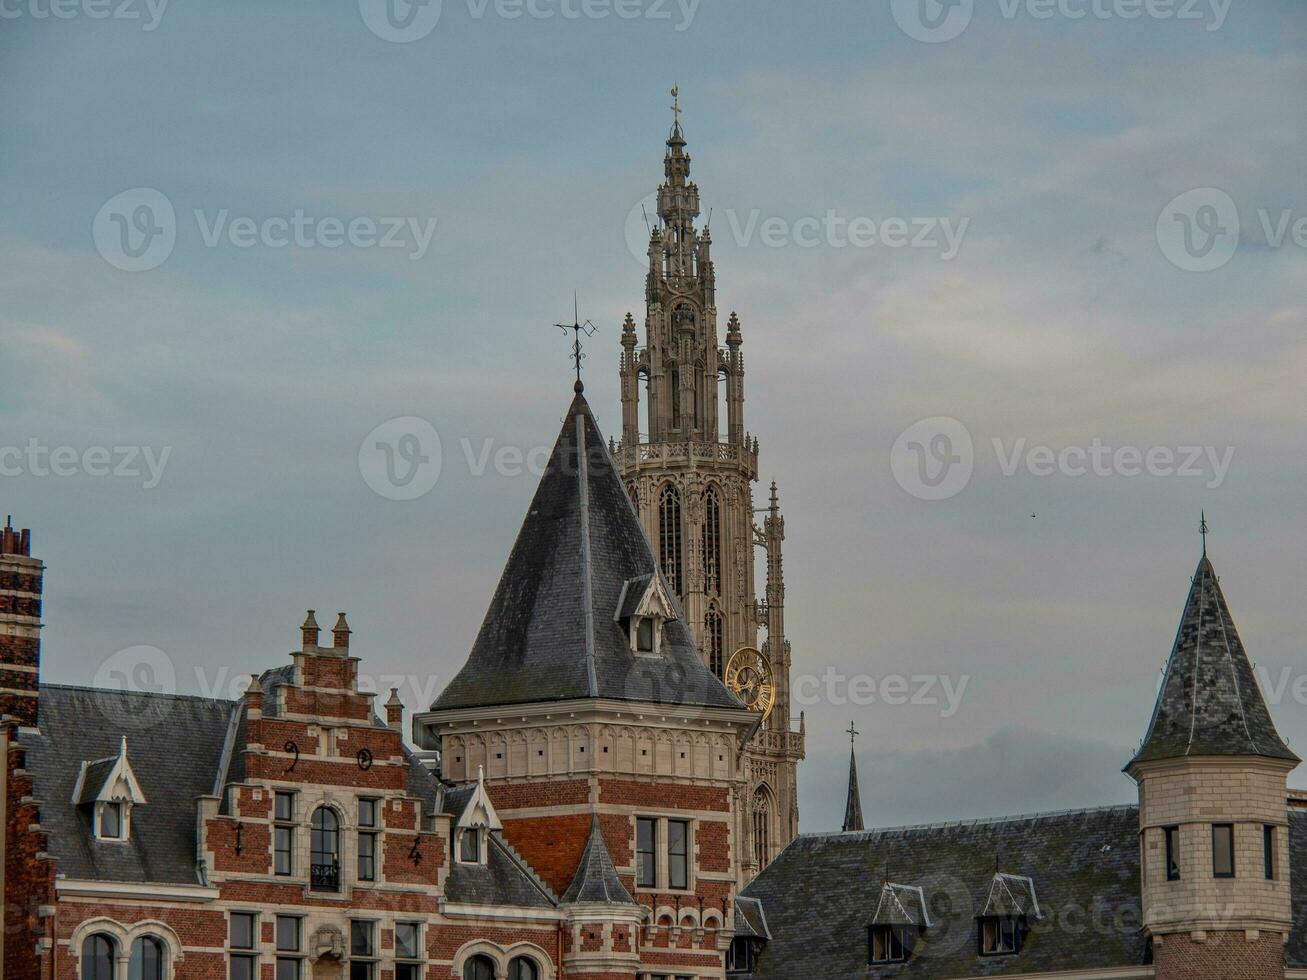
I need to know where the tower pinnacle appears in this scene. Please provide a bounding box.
[843,721,864,833]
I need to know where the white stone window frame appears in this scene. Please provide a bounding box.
[451,940,554,980]
[68,918,185,980]
[633,814,696,895]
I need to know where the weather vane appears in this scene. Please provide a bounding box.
[553,293,597,392]
[1200,511,1209,555]
[671,84,681,126]
[846,720,859,747]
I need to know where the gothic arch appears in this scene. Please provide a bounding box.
[752,782,776,870]
[69,917,185,978]
[657,483,684,596]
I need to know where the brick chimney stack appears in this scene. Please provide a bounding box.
[0,516,42,728]
[385,688,404,732]
[332,612,351,652]
[301,610,320,652]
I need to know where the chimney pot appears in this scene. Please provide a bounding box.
[333,612,351,650]
[301,609,320,652]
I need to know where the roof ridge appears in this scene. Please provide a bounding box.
[40,682,236,706]
[797,804,1138,842]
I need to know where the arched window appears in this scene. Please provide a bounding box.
[753,786,772,870]
[129,936,164,980]
[704,604,724,679]
[702,486,721,596]
[508,956,539,980]
[463,954,496,980]
[82,934,115,980]
[626,481,639,511]
[658,485,683,596]
[310,806,340,891]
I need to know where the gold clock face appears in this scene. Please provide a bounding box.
[725,646,776,721]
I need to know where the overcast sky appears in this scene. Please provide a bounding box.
[2,0,1304,835]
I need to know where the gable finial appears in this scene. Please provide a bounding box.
[1200,511,1209,556]
[554,292,597,393]
[846,719,859,747]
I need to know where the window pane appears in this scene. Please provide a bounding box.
[101,803,121,838]
[229,955,256,980]
[1213,824,1235,877]
[348,964,373,980]
[276,959,301,980]
[274,792,294,822]
[83,935,115,980]
[130,936,164,980]
[349,920,373,957]
[359,798,376,828]
[396,967,420,980]
[464,956,495,980]
[230,913,256,950]
[460,828,480,862]
[637,818,657,887]
[274,826,293,875]
[275,916,300,952]
[358,832,376,881]
[509,957,538,980]
[395,923,419,960]
[1264,825,1276,880]
[668,819,688,890]
[1165,826,1180,880]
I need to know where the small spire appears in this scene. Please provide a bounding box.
[669,84,684,143]
[843,720,864,833]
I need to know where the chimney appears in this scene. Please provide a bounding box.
[332,612,351,651]
[385,688,404,732]
[0,517,41,728]
[244,675,263,717]
[301,610,320,652]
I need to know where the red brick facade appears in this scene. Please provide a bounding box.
[1153,929,1287,980]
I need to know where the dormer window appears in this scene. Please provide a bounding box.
[616,573,678,658]
[72,736,146,844]
[869,924,913,963]
[977,873,1039,957]
[459,828,481,863]
[979,916,1024,956]
[636,617,655,652]
[98,801,125,840]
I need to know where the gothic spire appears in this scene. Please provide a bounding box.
[842,721,864,833]
[1128,549,1298,769]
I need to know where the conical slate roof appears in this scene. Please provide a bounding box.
[1129,554,1298,767]
[561,815,636,905]
[431,391,741,713]
[842,748,864,833]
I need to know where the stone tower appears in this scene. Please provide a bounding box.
[1126,548,1298,980]
[615,102,804,879]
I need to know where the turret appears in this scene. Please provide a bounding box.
[0,517,42,728]
[1125,543,1298,979]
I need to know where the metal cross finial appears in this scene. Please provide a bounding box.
[1200,511,1209,555]
[553,293,597,392]
[671,85,681,126]
[846,720,859,746]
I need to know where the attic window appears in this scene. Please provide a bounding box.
[459,828,481,863]
[979,916,1024,956]
[636,617,655,652]
[869,925,913,964]
[98,801,125,840]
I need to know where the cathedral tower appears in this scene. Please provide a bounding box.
[1126,546,1298,980]
[615,97,805,879]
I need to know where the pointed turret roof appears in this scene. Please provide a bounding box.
[561,815,637,905]
[842,748,864,833]
[430,392,741,713]
[1129,553,1298,768]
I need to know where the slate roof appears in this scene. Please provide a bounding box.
[740,806,1147,979]
[430,391,742,713]
[734,896,771,941]
[561,815,637,905]
[19,685,236,885]
[1289,810,1307,968]
[72,755,120,805]
[444,832,558,909]
[1130,554,1298,766]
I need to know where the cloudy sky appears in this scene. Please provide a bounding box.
[2,0,1304,834]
